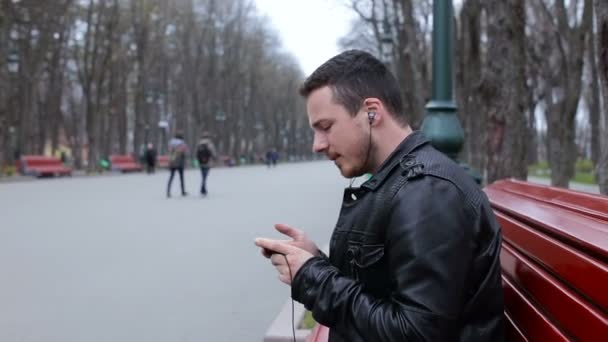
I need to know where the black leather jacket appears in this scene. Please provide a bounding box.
[292,132,504,341]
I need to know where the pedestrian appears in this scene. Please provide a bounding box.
[270,148,279,167]
[196,137,215,196]
[166,132,188,197]
[255,50,504,341]
[144,143,157,174]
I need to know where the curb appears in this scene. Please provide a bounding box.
[263,299,310,342]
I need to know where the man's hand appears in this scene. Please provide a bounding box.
[255,238,314,285]
[259,224,320,258]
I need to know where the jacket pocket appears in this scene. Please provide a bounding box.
[347,243,386,284]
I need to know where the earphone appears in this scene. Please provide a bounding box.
[367,111,376,124]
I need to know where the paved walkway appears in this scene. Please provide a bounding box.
[0,161,346,342]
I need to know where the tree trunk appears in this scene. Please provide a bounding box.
[587,12,602,167]
[457,0,484,172]
[482,0,528,183]
[595,0,608,195]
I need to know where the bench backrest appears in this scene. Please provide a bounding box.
[21,155,63,167]
[157,155,169,167]
[485,179,608,341]
[109,155,136,164]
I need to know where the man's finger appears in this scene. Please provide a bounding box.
[270,253,285,266]
[261,248,272,258]
[274,223,302,239]
[255,238,296,255]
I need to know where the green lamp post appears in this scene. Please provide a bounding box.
[421,0,481,184]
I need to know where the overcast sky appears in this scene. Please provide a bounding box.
[254,0,357,76]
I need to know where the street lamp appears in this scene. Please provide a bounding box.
[145,92,154,105]
[144,124,150,146]
[7,49,19,73]
[8,125,18,165]
[158,119,169,154]
[420,0,481,184]
[215,111,227,122]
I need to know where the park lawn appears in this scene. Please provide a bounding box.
[528,160,597,185]
[300,311,316,329]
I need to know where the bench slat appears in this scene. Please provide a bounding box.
[501,242,608,339]
[109,155,142,172]
[486,188,608,261]
[502,276,570,341]
[496,212,608,310]
[493,179,608,221]
[504,311,528,342]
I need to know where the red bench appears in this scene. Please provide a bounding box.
[157,155,170,168]
[109,155,142,172]
[307,179,608,341]
[20,155,72,177]
[486,179,607,341]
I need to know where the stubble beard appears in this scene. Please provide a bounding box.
[339,133,370,179]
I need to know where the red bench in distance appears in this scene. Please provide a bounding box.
[20,155,72,177]
[307,179,608,341]
[109,155,142,172]
[157,155,169,168]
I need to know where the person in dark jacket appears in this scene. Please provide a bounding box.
[255,50,504,341]
[144,143,157,174]
[196,138,215,196]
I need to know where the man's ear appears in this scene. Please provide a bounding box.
[363,98,382,114]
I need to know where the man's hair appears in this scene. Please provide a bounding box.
[299,49,407,126]
[174,132,184,140]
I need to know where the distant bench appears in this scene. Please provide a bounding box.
[157,155,170,168]
[306,179,608,341]
[20,155,72,177]
[109,155,142,173]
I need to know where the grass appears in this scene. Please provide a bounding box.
[528,160,598,185]
[573,172,596,184]
[300,311,316,329]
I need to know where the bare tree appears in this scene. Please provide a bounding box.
[529,0,593,187]
[595,0,608,194]
[456,0,484,172]
[480,0,528,183]
[0,0,318,175]
[586,4,601,167]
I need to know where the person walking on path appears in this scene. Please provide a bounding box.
[196,138,215,196]
[167,132,188,198]
[144,143,157,174]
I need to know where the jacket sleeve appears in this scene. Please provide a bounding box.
[292,176,477,341]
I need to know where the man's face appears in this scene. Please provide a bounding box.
[307,86,368,178]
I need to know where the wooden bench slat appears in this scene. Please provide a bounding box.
[486,188,608,261]
[501,242,608,339]
[504,310,528,342]
[493,179,608,221]
[109,155,142,172]
[496,212,608,310]
[502,276,570,341]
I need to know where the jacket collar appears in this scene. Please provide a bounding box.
[361,130,429,191]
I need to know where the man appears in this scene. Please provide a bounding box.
[196,137,215,196]
[144,143,157,174]
[167,132,188,197]
[255,50,504,341]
